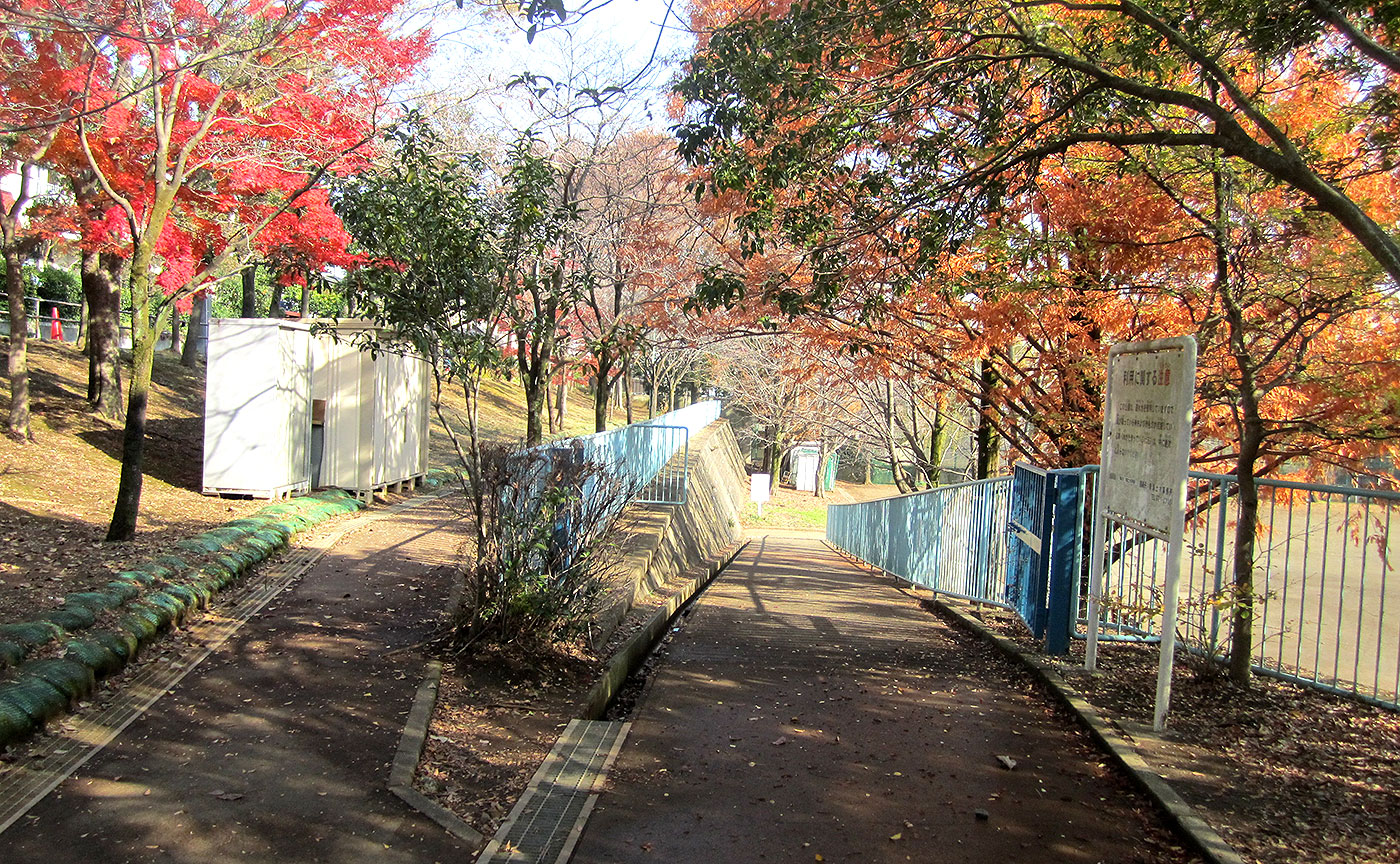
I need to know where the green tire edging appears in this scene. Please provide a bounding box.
[0,486,382,749]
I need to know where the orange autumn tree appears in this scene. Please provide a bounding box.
[677,0,1400,683]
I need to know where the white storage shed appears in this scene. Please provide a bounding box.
[310,320,431,500]
[202,318,313,498]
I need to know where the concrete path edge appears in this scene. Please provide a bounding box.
[920,592,1246,864]
[385,539,751,851]
[387,659,487,849]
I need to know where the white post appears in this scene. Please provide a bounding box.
[1153,530,1185,731]
[1153,336,1197,732]
[1084,508,1106,672]
[751,472,770,519]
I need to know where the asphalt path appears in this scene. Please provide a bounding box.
[571,535,1196,864]
[0,495,472,864]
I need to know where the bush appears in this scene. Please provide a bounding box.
[446,443,631,654]
[22,264,81,304]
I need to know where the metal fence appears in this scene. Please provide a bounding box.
[519,400,722,509]
[504,400,722,573]
[1065,467,1400,709]
[0,295,206,351]
[632,400,724,503]
[826,476,1013,606]
[829,464,1400,711]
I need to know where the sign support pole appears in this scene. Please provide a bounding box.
[1154,530,1186,731]
[1084,506,1107,672]
[1152,336,1196,731]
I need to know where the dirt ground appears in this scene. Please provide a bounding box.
[0,342,271,627]
[971,605,1400,864]
[411,547,710,838]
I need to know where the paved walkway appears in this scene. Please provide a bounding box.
[0,494,473,864]
[572,535,1192,864]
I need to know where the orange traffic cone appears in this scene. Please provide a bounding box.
[50,307,63,341]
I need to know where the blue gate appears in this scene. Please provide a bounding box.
[1005,465,1086,654]
[1006,464,1051,636]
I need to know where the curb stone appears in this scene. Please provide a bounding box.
[924,594,1246,864]
[387,660,486,849]
[385,530,486,851]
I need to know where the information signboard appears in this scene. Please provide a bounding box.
[1087,336,1197,732]
[751,473,771,516]
[1100,339,1197,539]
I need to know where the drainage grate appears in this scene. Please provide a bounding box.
[478,719,630,864]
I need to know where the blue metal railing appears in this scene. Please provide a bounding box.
[828,463,1400,711]
[1068,467,1400,709]
[544,400,722,506]
[514,400,721,514]
[826,476,1013,606]
[505,400,722,573]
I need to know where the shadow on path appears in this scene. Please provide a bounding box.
[0,496,472,864]
[572,535,1195,864]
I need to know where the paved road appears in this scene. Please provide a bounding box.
[572,535,1195,864]
[0,495,472,864]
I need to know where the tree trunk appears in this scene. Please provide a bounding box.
[594,354,613,433]
[884,378,908,494]
[1230,415,1263,685]
[761,424,777,480]
[4,244,30,440]
[83,250,124,418]
[169,308,182,355]
[556,373,568,430]
[975,359,1001,479]
[76,295,89,351]
[107,296,168,541]
[299,283,311,319]
[930,393,949,487]
[181,293,204,367]
[545,375,556,435]
[267,284,284,318]
[240,264,259,317]
[512,262,562,448]
[623,362,633,424]
[767,426,785,494]
[106,330,155,540]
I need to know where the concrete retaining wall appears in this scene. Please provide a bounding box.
[592,419,748,649]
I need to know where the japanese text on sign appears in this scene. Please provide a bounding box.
[1100,343,1194,538]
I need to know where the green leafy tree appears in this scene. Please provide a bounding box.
[334,113,506,554]
[334,115,621,653]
